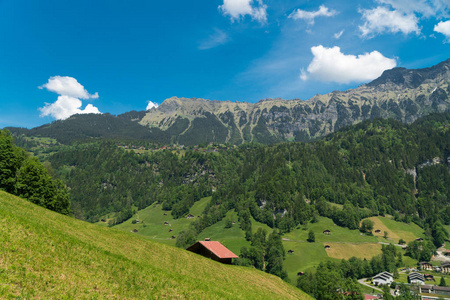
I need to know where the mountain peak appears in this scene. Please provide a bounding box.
[367,58,450,89]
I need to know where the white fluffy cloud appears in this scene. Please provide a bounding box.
[39,76,101,120]
[359,7,420,37]
[301,45,397,84]
[39,96,101,120]
[219,0,267,23]
[39,76,99,99]
[289,5,337,25]
[434,20,450,41]
[146,101,159,110]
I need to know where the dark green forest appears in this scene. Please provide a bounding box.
[9,113,449,248]
[2,112,450,295]
[0,129,70,215]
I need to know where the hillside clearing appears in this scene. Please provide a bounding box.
[365,216,424,243]
[325,243,383,260]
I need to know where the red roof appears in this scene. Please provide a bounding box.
[364,295,378,300]
[198,241,238,259]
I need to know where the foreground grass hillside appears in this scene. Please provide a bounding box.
[0,191,310,299]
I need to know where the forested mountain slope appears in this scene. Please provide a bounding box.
[0,191,309,299]
[42,113,450,250]
[7,59,450,145]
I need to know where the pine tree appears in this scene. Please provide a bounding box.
[440,277,446,287]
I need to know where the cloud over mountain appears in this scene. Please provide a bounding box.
[301,45,397,84]
[359,6,420,37]
[434,20,450,42]
[39,76,101,120]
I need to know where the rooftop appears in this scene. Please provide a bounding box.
[197,241,238,259]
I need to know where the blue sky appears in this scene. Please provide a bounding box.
[0,0,449,128]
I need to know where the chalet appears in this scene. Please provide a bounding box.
[374,230,381,233]
[416,237,424,242]
[169,229,173,232]
[186,241,238,264]
[424,274,435,281]
[420,285,450,296]
[419,261,433,271]
[324,245,331,249]
[444,250,450,257]
[372,272,393,286]
[204,238,211,241]
[297,272,304,276]
[288,250,294,254]
[441,262,450,273]
[420,285,433,294]
[323,230,331,235]
[186,214,195,219]
[408,272,425,285]
[164,221,169,225]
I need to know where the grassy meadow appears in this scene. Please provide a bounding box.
[114,201,425,284]
[0,191,310,299]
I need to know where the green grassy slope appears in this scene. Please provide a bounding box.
[114,201,425,284]
[0,191,310,299]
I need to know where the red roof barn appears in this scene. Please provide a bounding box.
[186,241,238,264]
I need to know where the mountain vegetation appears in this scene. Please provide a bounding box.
[13,113,449,252]
[0,191,309,299]
[0,129,70,215]
[7,59,450,145]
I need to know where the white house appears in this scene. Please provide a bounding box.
[373,271,393,286]
[408,272,425,285]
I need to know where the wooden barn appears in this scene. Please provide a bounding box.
[186,241,238,264]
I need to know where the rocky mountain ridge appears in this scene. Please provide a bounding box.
[7,59,450,145]
[138,58,450,144]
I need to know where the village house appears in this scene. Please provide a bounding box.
[372,272,393,286]
[408,272,425,285]
[423,274,435,281]
[420,285,450,297]
[186,240,238,264]
[419,261,433,271]
[441,262,450,273]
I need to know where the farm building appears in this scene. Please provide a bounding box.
[374,230,381,233]
[424,274,435,281]
[419,262,433,271]
[441,262,450,273]
[373,272,393,286]
[420,285,450,296]
[408,272,425,285]
[323,230,331,235]
[186,241,238,264]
